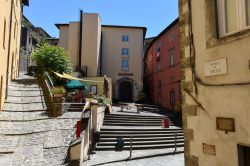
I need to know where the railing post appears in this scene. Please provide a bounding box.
[174,131,177,154]
[129,136,133,158]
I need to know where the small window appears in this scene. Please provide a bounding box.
[170,90,175,105]
[122,35,129,42]
[168,32,175,41]
[157,40,161,52]
[121,60,129,71]
[29,37,32,44]
[157,62,161,71]
[169,76,175,83]
[121,48,129,58]
[217,0,250,37]
[169,48,174,67]
[158,80,162,105]
[238,145,250,166]
[3,18,6,49]
[90,85,97,95]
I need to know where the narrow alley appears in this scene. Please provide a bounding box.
[0,73,81,165]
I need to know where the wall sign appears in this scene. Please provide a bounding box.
[216,117,235,134]
[205,58,228,76]
[90,85,97,95]
[202,143,216,155]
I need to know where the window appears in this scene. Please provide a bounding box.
[3,18,6,49]
[157,62,161,71]
[156,40,161,60]
[217,0,250,37]
[169,76,175,83]
[238,145,250,166]
[169,48,174,67]
[158,80,162,105]
[122,48,129,58]
[121,60,129,71]
[90,85,97,95]
[29,37,32,44]
[168,32,175,41]
[157,80,162,104]
[170,90,175,105]
[122,35,129,42]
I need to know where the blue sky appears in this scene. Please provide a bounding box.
[23,0,178,38]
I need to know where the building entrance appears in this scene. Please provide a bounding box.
[119,80,133,102]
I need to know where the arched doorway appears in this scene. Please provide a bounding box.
[119,80,133,102]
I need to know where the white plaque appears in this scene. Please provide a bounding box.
[205,58,228,76]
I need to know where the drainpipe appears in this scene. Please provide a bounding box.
[5,0,14,99]
[99,33,103,76]
[79,10,83,72]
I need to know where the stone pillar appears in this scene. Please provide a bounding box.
[179,0,199,165]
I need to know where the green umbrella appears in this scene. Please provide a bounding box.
[64,80,87,90]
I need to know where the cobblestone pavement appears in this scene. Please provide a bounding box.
[0,73,82,166]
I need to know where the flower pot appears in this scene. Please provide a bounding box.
[53,93,64,98]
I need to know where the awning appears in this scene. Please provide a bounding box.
[53,71,104,83]
[64,80,87,90]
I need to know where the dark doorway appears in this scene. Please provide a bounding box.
[119,80,133,102]
[238,145,250,166]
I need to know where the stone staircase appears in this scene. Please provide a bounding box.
[103,113,178,126]
[95,108,184,151]
[67,103,85,112]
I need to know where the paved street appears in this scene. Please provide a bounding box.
[85,148,184,166]
[0,73,81,166]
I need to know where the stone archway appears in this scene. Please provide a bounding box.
[118,79,133,102]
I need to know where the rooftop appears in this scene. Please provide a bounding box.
[22,0,29,6]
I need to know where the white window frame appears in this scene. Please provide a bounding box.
[121,59,129,71]
[90,85,97,95]
[122,48,129,58]
[122,35,129,42]
[169,48,174,67]
[217,0,250,37]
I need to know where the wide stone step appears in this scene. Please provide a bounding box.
[68,108,83,112]
[105,114,166,119]
[100,130,182,135]
[100,136,184,142]
[102,122,171,126]
[103,119,173,123]
[104,117,171,120]
[69,103,85,107]
[97,139,184,146]
[69,106,84,109]
[100,128,182,132]
[96,143,184,151]
[105,116,181,119]
[100,133,183,139]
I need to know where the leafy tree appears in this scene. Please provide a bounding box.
[31,43,72,74]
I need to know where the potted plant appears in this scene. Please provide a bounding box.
[51,86,66,98]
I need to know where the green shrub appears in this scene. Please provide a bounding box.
[51,86,66,94]
[31,43,72,74]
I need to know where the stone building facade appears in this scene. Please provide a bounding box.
[0,0,29,111]
[20,16,51,72]
[179,0,250,165]
[56,13,146,101]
